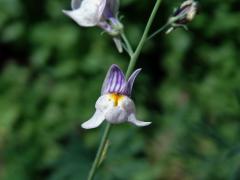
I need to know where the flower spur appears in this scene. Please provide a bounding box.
[81,64,151,129]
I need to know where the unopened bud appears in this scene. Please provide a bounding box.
[167,0,198,33]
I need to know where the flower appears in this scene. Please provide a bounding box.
[166,0,198,34]
[63,0,123,52]
[81,64,151,129]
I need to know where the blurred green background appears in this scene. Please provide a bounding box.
[1,0,240,179]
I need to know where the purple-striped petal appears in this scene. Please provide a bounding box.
[123,68,141,96]
[101,64,126,95]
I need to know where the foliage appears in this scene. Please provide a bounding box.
[0,0,240,179]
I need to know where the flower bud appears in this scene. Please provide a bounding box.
[167,0,198,33]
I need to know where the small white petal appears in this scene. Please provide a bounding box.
[81,110,105,129]
[128,113,151,127]
[63,0,106,27]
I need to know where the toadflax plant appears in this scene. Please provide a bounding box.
[63,0,198,179]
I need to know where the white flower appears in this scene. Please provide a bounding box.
[63,0,123,52]
[81,64,151,129]
[63,0,107,27]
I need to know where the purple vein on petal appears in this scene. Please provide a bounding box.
[112,71,120,92]
[110,71,117,92]
[101,64,126,95]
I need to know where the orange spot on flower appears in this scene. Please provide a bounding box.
[109,93,124,107]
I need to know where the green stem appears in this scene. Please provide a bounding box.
[121,32,134,57]
[126,0,163,78]
[147,21,170,40]
[87,1,163,179]
[87,123,111,180]
[147,15,187,40]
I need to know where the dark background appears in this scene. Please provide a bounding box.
[0,0,240,179]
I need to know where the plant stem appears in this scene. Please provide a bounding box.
[147,15,187,40]
[126,0,163,78]
[121,32,134,57]
[87,1,163,179]
[87,123,111,180]
[147,21,170,40]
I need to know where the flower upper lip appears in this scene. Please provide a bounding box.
[101,64,141,97]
